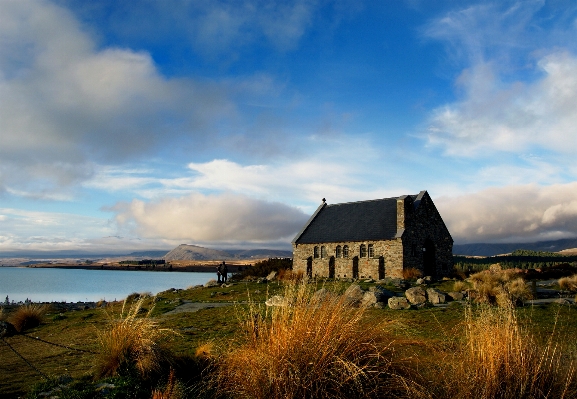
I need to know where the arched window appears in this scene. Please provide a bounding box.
[360,244,367,258]
[321,246,327,259]
[313,246,319,258]
[343,245,349,258]
[335,245,342,258]
[368,244,374,258]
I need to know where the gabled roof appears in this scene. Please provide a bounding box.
[293,192,423,244]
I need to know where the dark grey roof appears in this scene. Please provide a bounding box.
[294,195,413,244]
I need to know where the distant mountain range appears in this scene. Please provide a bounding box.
[453,238,577,257]
[163,244,292,261]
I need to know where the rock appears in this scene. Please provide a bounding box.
[416,278,425,285]
[204,279,219,288]
[369,286,396,301]
[388,297,411,310]
[391,278,409,289]
[405,286,427,305]
[554,298,571,305]
[0,321,17,338]
[423,276,432,283]
[364,279,375,283]
[256,277,266,284]
[373,302,385,309]
[447,291,464,301]
[426,288,446,304]
[266,271,277,281]
[265,295,289,307]
[343,284,365,307]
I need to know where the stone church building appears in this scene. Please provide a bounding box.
[292,191,453,279]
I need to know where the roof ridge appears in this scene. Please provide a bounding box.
[326,194,415,207]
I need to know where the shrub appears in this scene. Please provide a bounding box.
[8,304,48,332]
[277,269,303,282]
[469,270,532,306]
[402,267,422,281]
[94,298,176,378]
[207,282,423,399]
[233,258,293,280]
[559,274,577,291]
[438,304,577,398]
[453,281,467,292]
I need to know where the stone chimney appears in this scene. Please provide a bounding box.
[396,195,414,230]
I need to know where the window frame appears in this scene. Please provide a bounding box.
[360,244,367,258]
[313,246,319,259]
[343,245,349,258]
[321,246,327,259]
[368,244,374,258]
[335,245,342,258]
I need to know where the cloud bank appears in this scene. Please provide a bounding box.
[436,183,577,244]
[110,193,309,243]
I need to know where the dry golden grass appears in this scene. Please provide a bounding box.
[151,369,181,399]
[403,267,422,281]
[94,298,177,378]
[438,303,577,399]
[453,281,467,292]
[7,304,48,332]
[559,274,577,291]
[469,269,532,306]
[277,269,304,282]
[207,282,424,399]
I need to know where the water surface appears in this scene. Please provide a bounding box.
[0,267,214,303]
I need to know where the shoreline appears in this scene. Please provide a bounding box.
[6,263,247,273]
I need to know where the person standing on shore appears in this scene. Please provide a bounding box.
[222,261,228,283]
[216,263,222,283]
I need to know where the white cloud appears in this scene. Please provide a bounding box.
[426,51,577,156]
[435,183,577,243]
[109,193,309,243]
[0,0,237,197]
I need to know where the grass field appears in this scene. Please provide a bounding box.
[1,279,576,398]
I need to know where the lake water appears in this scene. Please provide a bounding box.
[0,267,214,303]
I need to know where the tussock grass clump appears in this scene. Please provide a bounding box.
[151,369,181,399]
[8,304,48,332]
[559,274,577,291]
[403,267,422,281]
[94,298,176,379]
[277,269,304,282]
[208,282,422,399]
[470,269,532,306]
[440,304,576,399]
[453,281,468,292]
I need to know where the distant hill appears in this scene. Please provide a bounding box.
[127,250,170,258]
[163,244,292,261]
[453,238,577,257]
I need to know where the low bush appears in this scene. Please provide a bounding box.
[8,304,48,332]
[94,298,177,379]
[559,274,577,291]
[232,258,293,280]
[437,303,577,398]
[402,267,422,281]
[206,282,424,399]
[469,269,532,306]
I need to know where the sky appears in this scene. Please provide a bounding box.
[1,0,577,255]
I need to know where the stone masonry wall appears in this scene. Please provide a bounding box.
[401,193,453,277]
[292,191,453,280]
[292,239,404,279]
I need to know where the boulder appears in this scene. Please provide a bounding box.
[369,286,396,301]
[0,321,17,338]
[266,271,277,281]
[391,278,409,290]
[388,297,411,310]
[448,291,464,301]
[405,286,427,305]
[416,278,425,285]
[343,284,365,307]
[426,288,446,304]
[204,279,219,288]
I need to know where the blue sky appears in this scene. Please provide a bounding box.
[2,0,577,254]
